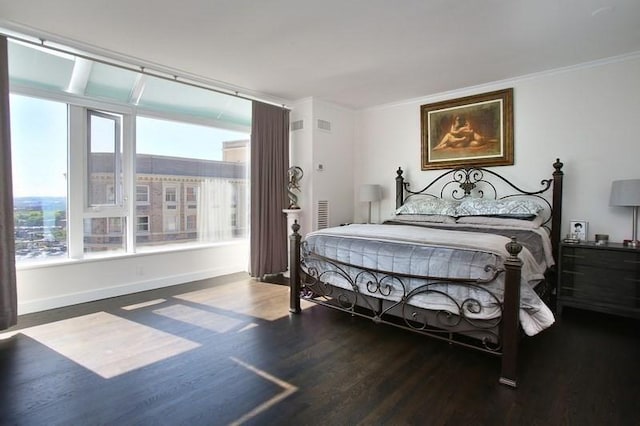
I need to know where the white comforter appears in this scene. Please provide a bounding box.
[303,224,555,336]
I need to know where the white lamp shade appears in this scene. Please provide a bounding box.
[359,184,381,202]
[610,179,640,206]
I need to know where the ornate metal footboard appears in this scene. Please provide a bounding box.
[289,221,524,387]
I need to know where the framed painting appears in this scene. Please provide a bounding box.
[421,88,513,170]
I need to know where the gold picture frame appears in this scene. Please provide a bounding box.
[421,88,514,170]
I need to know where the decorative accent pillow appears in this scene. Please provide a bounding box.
[455,198,544,218]
[395,196,459,217]
[389,214,457,224]
[456,214,544,229]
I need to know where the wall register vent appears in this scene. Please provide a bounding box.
[316,200,329,230]
[291,120,304,131]
[317,119,331,132]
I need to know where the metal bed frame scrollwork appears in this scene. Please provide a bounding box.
[289,159,564,388]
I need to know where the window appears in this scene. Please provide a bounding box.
[164,186,178,216]
[186,186,197,203]
[136,116,249,247]
[136,185,149,204]
[165,187,177,203]
[137,216,150,233]
[185,185,198,227]
[87,110,122,207]
[81,109,127,256]
[8,38,251,263]
[164,215,179,233]
[11,95,68,262]
[83,217,125,254]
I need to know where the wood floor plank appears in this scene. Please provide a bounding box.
[1,273,639,425]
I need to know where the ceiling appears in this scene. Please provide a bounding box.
[1,0,639,109]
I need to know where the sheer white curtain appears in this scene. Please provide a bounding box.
[197,178,233,242]
[0,35,17,330]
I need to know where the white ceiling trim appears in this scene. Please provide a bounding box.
[364,49,640,113]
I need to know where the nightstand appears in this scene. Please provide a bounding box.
[558,242,640,319]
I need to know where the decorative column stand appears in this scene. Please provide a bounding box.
[284,166,304,278]
[282,209,302,277]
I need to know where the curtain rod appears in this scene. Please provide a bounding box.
[1,31,290,110]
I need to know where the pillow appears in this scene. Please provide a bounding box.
[455,198,544,218]
[389,214,457,224]
[456,214,544,229]
[395,196,459,216]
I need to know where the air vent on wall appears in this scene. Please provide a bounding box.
[317,119,331,132]
[317,200,329,230]
[291,119,304,131]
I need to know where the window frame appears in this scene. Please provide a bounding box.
[10,75,249,264]
[86,109,123,209]
[136,185,150,205]
[164,186,178,204]
[136,215,150,233]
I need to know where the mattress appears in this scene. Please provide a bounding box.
[301,223,555,336]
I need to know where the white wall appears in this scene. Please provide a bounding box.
[312,99,355,228]
[354,54,640,242]
[17,241,248,314]
[289,98,314,236]
[290,98,355,235]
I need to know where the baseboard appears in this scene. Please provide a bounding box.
[18,266,246,315]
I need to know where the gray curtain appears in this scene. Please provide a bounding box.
[249,101,289,278]
[0,35,18,330]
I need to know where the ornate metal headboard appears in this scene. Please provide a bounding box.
[395,159,564,262]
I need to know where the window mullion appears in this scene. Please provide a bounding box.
[123,114,136,253]
[67,105,86,259]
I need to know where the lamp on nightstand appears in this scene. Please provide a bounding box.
[610,179,640,247]
[359,184,381,224]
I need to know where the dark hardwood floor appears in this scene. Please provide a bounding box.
[1,272,639,425]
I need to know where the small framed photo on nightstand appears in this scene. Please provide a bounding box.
[570,220,588,241]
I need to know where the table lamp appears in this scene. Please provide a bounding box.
[610,179,640,247]
[359,184,381,224]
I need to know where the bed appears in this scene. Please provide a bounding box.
[288,159,564,387]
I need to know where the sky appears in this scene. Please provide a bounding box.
[136,116,247,160]
[10,94,249,198]
[10,94,67,198]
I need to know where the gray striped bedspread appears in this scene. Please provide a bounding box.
[302,223,555,336]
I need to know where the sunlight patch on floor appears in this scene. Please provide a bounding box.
[121,298,167,310]
[153,304,245,333]
[174,279,313,322]
[0,330,20,340]
[237,323,259,333]
[21,312,200,379]
[228,357,298,426]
